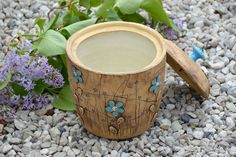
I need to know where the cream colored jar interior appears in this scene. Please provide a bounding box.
[76,31,157,73]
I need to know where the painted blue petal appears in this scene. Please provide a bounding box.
[73,77,78,83]
[156,75,160,82]
[117,108,124,113]
[116,102,124,108]
[154,86,160,94]
[152,79,157,85]
[105,106,113,113]
[76,70,82,76]
[112,112,119,117]
[149,85,156,93]
[78,77,83,83]
[108,101,115,107]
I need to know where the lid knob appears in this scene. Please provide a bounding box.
[191,46,205,61]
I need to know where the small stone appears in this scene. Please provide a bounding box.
[210,62,225,70]
[6,150,16,156]
[226,102,236,112]
[0,124,3,133]
[232,131,236,138]
[72,148,80,155]
[4,127,13,134]
[110,150,119,157]
[219,130,227,138]
[137,141,144,150]
[143,149,152,155]
[7,20,16,28]
[92,152,101,157]
[40,149,49,155]
[180,113,191,123]
[9,138,21,144]
[121,152,130,157]
[1,143,12,154]
[14,119,26,130]
[41,142,51,148]
[171,121,182,132]
[193,129,204,139]
[160,119,171,129]
[226,117,235,128]
[229,146,236,156]
[59,136,68,146]
[53,152,67,157]
[166,104,175,110]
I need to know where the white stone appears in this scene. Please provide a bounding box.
[226,117,235,128]
[193,130,204,139]
[229,146,236,156]
[14,119,26,130]
[171,121,182,132]
[226,102,236,112]
[40,149,48,155]
[166,104,175,110]
[160,119,171,130]
[1,143,12,154]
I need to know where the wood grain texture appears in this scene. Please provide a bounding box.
[67,57,166,139]
[165,39,210,98]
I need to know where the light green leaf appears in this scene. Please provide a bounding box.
[34,18,46,31]
[106,9,121,21]
[141,0,176,29]
[80,0,91,9]
[96,0,115,17]
[63,10,80,26]
[44,14,60,32]
[90,0,102,7]
[38,30,67,56]
[61,18,97,38]
[0,70,12,90]
[53,85,76,111]
[114,0,143,14]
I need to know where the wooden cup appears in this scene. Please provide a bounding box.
[66,22,166,139]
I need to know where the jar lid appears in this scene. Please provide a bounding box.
[164,39,210,98]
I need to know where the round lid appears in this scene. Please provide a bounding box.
[164,39,210,98]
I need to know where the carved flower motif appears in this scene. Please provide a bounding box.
[149,75,161,95]
[72,66,83,83]
[105,100,125,117]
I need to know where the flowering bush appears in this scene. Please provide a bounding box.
[0,39,64,118]
[0,0,184,119]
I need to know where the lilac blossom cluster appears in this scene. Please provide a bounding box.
[0,39,64,118]
[158,19,184,39]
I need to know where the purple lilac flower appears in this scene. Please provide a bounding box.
[173,19,184,29]
[23,94,49,110]
[0,39,65,119]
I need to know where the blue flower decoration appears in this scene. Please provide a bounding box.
[72,66,83,83]
[105,101,125,117]
[149,75,161,95]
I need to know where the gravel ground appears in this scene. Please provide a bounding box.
[0,0,236,157]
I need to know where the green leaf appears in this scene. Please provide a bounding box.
[61,18,97,38]
[140,0,176,29]
[34,18,46,31]
[96,0,115,17]
[48,56,63,71]
[0,70,12,90]
[44,14,60,32]
[80,0,91,9]
[114,0,143,14]
[106,9,121,21]
[63,10,80,26]
[12,82,28,96]
[33,80,46,94]
[90,0,102,7]
[53,85,76,111]
[38,30,67,56]
[119,13,146,23]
